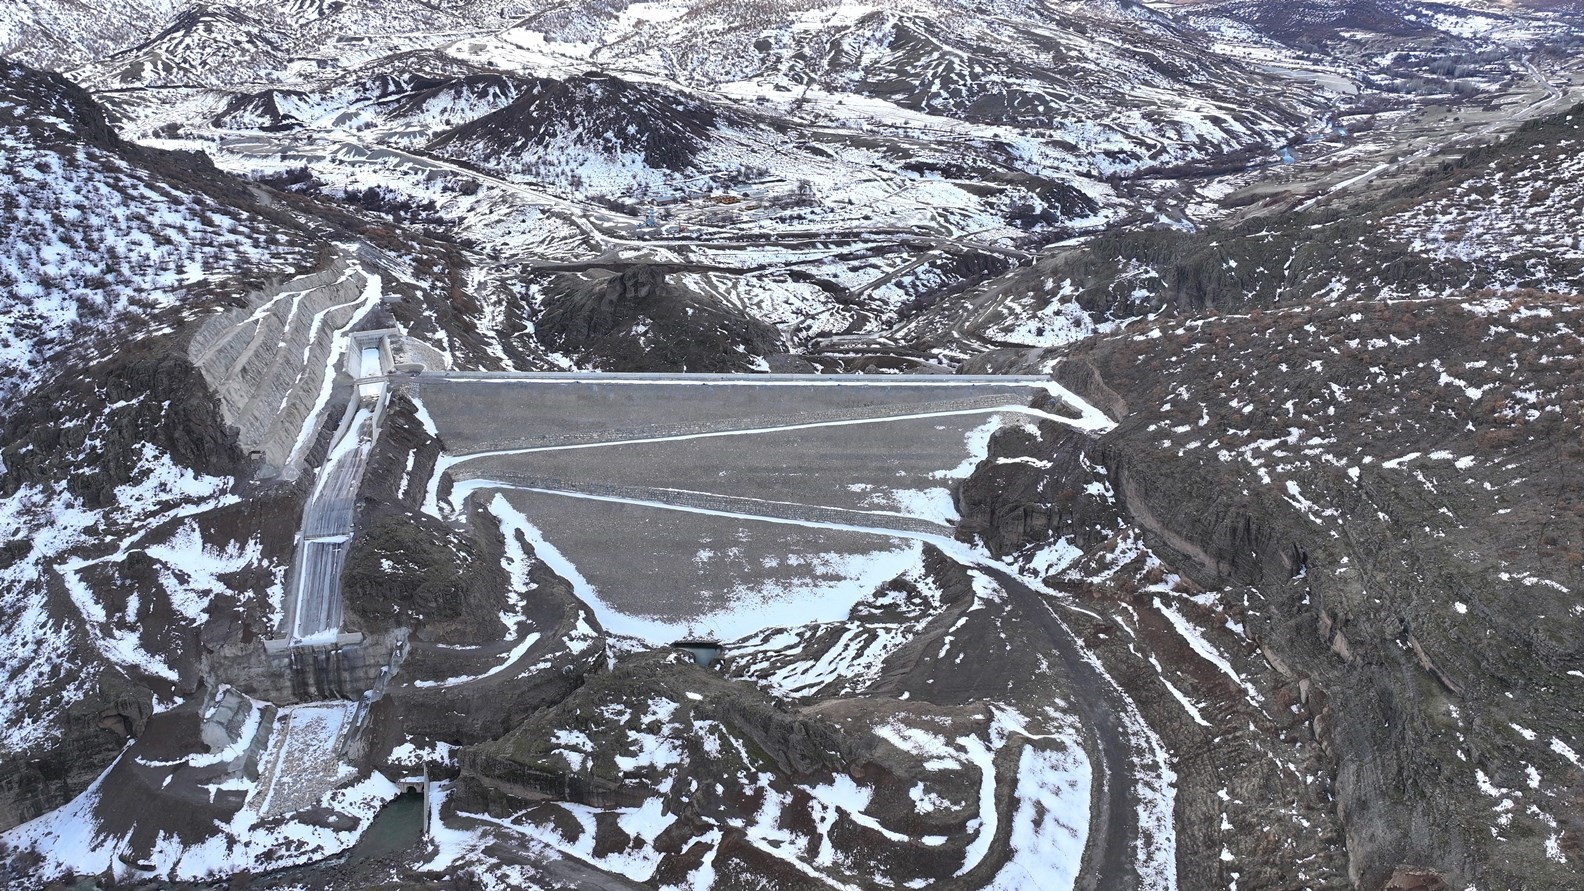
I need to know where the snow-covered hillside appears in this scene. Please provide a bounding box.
[0,62,321,797]
[7,0,1576,370]
[0,61,314,409]
[0,0,179,69]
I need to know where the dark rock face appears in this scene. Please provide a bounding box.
[342,392,507,639]
[956,423,1120,557]
[706,695,859,778]
[453,650,883,871]
[379,534,607,745]
[0,343,251,829]
[341,510,499,634]
[215,71,520,132]
[0,690,152,829]
[447,546,1087,890]
[343,392,605,746]
[534,264,785,373]
[963,296,1584,889]
[1,354,245,506]
[0,59,123,150]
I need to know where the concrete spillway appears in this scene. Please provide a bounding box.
[283,333,391,643]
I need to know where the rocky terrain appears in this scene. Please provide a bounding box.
[961,290,1584,889]
[0,2,1582,890]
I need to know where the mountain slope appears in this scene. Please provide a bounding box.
[902,99,1584,355]
[995,292,1584,888]
[428,72,725,176]
[2,4,1584,889]
[0,60,321,834]
[0,0,179,69]
[0,59,316,410]
[1181,0,1519,43]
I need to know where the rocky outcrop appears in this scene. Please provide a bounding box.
[455,652,868,853]
[333,391,605,746]
[0,688,153,829]
[340,510,500,635]
[956,421,1122,557]
[534,264,785,373]
[384,551,605,746]
[0,59,123,150]
[0,351,244,506]
[339,392,507,640]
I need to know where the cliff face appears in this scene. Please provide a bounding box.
[962,296,1584,889]
[1,352,244,505]
[0,690,153,830]
[954,423,1120,559]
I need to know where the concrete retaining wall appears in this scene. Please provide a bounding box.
[206,628,409,706]
[460,752,651,812]
[187,254,372,479]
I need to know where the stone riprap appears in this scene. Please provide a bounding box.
[413,373,1063,643]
